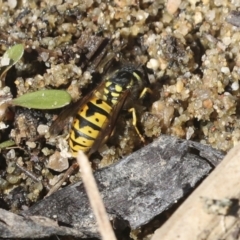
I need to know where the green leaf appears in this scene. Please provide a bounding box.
[11,90,71,109]
[2,44,24,66]
[0,44,24,80]
[0,140,15,149]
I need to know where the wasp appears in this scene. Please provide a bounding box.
[50,65,150,158]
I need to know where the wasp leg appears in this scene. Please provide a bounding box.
[64,133,69,140]
[127,87,151,142]
[139,87,152,99]
[128,108,145,143]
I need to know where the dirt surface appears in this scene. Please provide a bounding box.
[0,0,239,239]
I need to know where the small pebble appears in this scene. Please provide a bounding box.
[47,151,69,172]
[37,124,49,135]
[231,81,239,91]
[8,0,17,9]
[166,0,181,14]
[147,58,159,70]
[26,141,36,149]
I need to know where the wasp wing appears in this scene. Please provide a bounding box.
[88,90,130,156]
[50,82,106,136]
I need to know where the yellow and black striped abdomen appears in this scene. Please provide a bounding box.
[69,96,112,156]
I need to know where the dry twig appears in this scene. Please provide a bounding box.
[77,151,117,240]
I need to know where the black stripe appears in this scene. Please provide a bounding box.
[85,100,110,118]
[69,137,88,148]
[116,70,132,80]
[75,114,102,131]
[72,126,95,140]
[105,91,120,102]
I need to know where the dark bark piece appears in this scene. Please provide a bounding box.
[76,34,106,61]
[0,208,85,238]
[21,135,224,238]
[76,34,111,72]
[226,10,240,27]
[187,140,224,166]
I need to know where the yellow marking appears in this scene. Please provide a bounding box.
[111,99,117,104]
[133,72,141,81]
[127,79,133,88]
[139,87,152,99]
[104,88,109,94]
[78,102,110,128]
[69,138,90,153]
[111,92,120,97]
[90,112,108,127]
[95,90,102,99]
[115,85,122,92]
[78,125,99,138]
[128,108,145,143]
[105,81,111,87]
[102,95,107,101]
[93,98,112,112]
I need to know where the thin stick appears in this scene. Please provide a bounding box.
[16,163,51,191]
[77,151,117,240]
[45,162,78,197]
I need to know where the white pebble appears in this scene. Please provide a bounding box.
[26,141,36,149]
[40,52,49,62]
[37,124,49,135]
[6,149,15,159]
[8,0,17,9]
[222,37,232,46]
[176,80,184,93]
[221,67,230,74]
[1,55,10,67]
[0,122,8,130]
[147,58,159,70]
[47,151,69,172]
[231,81,239,91]
[136,10,149,22]
[194,11,203,24]
[42,147,52,156]
[186,127,194,140]
[83,71,92,80]
[166,0,181,14]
